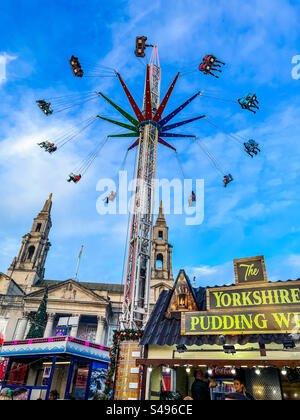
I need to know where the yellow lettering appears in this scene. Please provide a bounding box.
[241,292,253,306]
[232,293,242,307]
[213,292,223,308]
[199,317,211,331]
[292,313,300,329]
[223,316,234,330]
[272,313,292,329]
[252,291,262,306]
[279,290,291,304]
[254,314,268,329]
[273,289,280,304]
[221,294,232,307]
[261,290,275,305]
[240,264,260,282]
[290,289,300,304]
[190,317,199,331]
[211,316,223,330]
[234,315,241,330]
[240,314,253,330]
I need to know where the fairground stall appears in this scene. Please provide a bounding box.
[0,336,110,400]
[137,256,300,400]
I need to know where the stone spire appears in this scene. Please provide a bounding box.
[156,201,167,226]
[7,194,53,291]
[150,201,174,308]
[38,193,53,217]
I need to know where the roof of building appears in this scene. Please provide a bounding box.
[141,279,300,347]
[35,279,124,294]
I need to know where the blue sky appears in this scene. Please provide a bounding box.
[0,0,299,287]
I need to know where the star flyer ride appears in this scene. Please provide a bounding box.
[35,38,261,329]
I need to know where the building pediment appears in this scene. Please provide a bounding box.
[0,273,25,296]
[151,282,173,290]
[25,279,109,305]
[0,272,10,295]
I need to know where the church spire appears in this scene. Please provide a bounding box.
[38,193,53,217]
[156,201,166,226]
[7,194,53,291]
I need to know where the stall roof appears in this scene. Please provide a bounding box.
[141,279,300,347]
[0,336,110,363]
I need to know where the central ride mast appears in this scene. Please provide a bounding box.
[121,47,161,329]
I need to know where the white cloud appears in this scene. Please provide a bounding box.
[0,53,17,85]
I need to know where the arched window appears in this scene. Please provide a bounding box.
[156,253,163,270]
[27,246,35,261]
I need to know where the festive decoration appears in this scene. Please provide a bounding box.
[26,288,48,339]
[101,329,143,399]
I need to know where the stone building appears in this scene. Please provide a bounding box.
[0,195,174,347]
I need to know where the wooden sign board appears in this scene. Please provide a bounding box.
[234,256,268,286]
[207,280,300,311]
[181,307,300,335]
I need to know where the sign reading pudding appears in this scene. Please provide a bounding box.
[234,255,267,285]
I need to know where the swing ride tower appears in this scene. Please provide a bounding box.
[98,47,206,329]
[37,45,248,331]
[121,49,161,329]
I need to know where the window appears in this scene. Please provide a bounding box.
[156,254,163,269]
[35,223,42,232]
[27,246,35,261]
[158,230,163,239]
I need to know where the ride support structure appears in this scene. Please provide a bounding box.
[121,48,161,330]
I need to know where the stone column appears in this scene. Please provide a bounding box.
[43,313,55,338]
[95,316,105,345]
[14,316,29,340]
[70,314,80,338]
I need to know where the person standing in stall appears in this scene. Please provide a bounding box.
[191,369,217,401]
[232,377,255,400]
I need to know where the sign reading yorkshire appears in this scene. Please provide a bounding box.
[180,256,300,336]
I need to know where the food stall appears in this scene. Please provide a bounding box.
[137,257,300,400]
[0,336,110,400]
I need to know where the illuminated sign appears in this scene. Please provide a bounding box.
[178,256,300,336]
[207,281,300,311]
[181,308,300,335]
[234,256,267,285]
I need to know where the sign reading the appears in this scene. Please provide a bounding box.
[234,256,267,285]
[181,308,300,335]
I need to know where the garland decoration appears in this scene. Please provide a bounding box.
[100,329,143,400]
